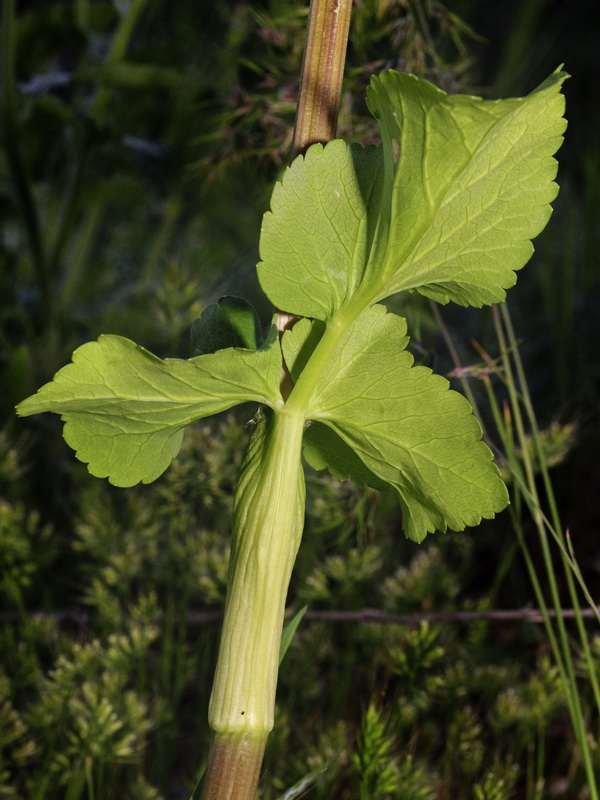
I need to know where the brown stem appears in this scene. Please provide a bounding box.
[280,0,353,392]
[199,733,267,800]
[292,0,353,157]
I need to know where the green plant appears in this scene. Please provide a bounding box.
[351,702,437,800]
[15,5,567,796]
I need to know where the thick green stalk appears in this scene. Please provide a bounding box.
[200,409,305,800]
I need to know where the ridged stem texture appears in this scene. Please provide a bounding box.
[200,410,305,800]
[292,0,352,156]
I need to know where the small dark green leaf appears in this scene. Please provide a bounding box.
[190,296,263,356]
[279,606,308,665]
[188,772,204,800]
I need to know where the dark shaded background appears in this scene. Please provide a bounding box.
[1,1,599,796]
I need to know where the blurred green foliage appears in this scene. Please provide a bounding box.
[1,0,599,797]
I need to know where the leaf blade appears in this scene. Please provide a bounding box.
[256,70,567,322]
[190,296,263,355]
[257,140,384,319]
[367,68,568,306]
[16,333,282,486]
[308,305,508,542]
[279,606,308,665]
[303,421,389,492]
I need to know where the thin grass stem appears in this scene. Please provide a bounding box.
[499,306,600,716]
[492,304,599,795]
[429,301,486,436]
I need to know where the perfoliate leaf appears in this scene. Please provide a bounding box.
[190,296,263,355]
[16,332,282,487]
[308,305,508,542]
[258,141,384,320]
[303,422,388,492]
[281,318,324,383]
[367,67,568,306]
[257,69,567,319]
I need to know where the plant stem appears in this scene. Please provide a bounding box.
[200,4,353,796]
[200,733,267,800]
[200,409,305,800]
[292,0,353,156]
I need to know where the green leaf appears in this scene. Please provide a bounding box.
[366,67,568,306]
[303,422,388,492]
[256,70,567,319]
[189,775,204,800]
[307,305,508,542]
[191,296,263,355]
[258,141,384,320]
[281,318,324,383]
[16,332,282,487]
[279,606,308,665]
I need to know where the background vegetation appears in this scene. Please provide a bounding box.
[1,0,599,797]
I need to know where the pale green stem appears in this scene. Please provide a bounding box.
[198,300,365,800]
[210,409,304,733]
[201,408,305,799]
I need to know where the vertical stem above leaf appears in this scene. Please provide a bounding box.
[280,0,353,393]
[292,0,353,156]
